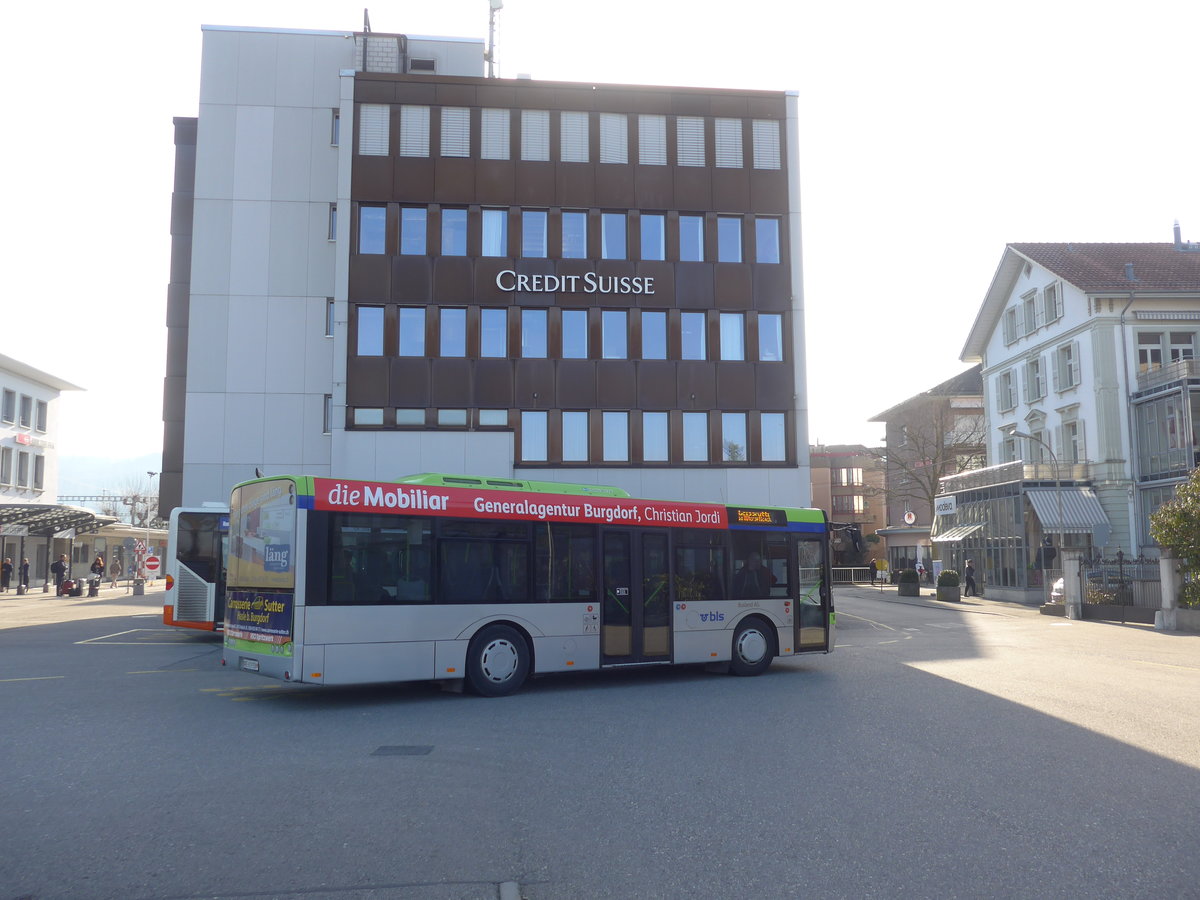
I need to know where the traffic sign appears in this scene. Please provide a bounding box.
[144,556,161,573]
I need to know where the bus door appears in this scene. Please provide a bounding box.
[794,533,833,651]
[601,529,671,664]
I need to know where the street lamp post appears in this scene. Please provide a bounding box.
[999,426,1063,597]
[145,471,159,584]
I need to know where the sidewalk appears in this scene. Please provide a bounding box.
[836,580,1044,614]
[0,581,166,630]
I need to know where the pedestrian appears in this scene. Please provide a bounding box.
[50,554,69,595]
[110,558,122,588]
[20,558,29,589]
[91,555,106,579]
[964,559,977,597]
[1,557,11,592]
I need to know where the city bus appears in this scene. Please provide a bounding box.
[164,504,229,631]
[223,473,834,696]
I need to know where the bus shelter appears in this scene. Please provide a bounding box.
[0,504,117,592]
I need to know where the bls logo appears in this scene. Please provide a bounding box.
[699,612,725,623]
[264,544,291,573]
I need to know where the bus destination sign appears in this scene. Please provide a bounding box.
[729,507,786,526]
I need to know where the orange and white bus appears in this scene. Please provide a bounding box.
[163,504,229,631]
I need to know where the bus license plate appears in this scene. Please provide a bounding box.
[240,658,260,673]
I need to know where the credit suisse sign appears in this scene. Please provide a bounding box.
[496,270,655,295]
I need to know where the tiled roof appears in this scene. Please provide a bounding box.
[1010,243,1200,292]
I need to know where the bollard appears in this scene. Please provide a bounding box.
[16,584,26,595]
[133,578,145,597]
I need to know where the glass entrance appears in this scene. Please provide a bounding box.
[795,534,831,650]
[601,530,671,663]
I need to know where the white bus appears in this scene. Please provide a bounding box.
[223,473,834,696]
[164,504,229,631]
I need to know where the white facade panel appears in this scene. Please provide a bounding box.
[262,392,306,467]
[182,394,227,465]
[188,200,233,295]
[305,202,338,295]
[235,33,280,107]
[269,108,315,202]
[197,33,241,106]
[231,107,275,201]
[223,393,267,463]
[182,463,233,508]
[192,104,236,200]
[182,295,230,393]
[224,296,269,392]
[264,298,310,392]
[273,35,321,108]
[266,203,314,297]
[228,202,272,298]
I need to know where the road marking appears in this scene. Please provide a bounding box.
[77,629,139,644]
[0,675,66,683]
[903,627,921,632]
[1136,659,1200,672]
[128,669,201,674]
[1050,622,1073,627]
[838,612,897,632]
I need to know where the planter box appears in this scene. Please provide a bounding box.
[1040,602,1066,617]
[1082,603,1156,624]
[1177,608,1200,633]
[897,583,921,597]
[936,586,961,602]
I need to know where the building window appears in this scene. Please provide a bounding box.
[680,215,704,262]
[359,205,386,254]
[677,116,705,166]
[722,413,747,461]
[399,208,426,255]
[521,110,550,161]
[1003,307,1019,345]
[358,104,388,155]
[599,113,627,163]
[1063,420,1084,464]
[1054,342,1079,391]
[562,309,588,359]
[325,299,335,337]
[482,209,508,257]
[328,203,337,240]
[354,408,385,426]
[395,409,424,425]
[1043,281,1063,323]
[602,310,628,359]
[33,454,44,490]
[643,412,668,462]
[681,312,707,360]
[438,409,468,426]
[755,218,780,264]
[521,411,548,462]
[0,447,11,484]
[761,413,786,462]
[331,108,340,146]
[833,495,866,515]
[16,451,28,487]
[562,211,587,259]
[563,411,588,461]
[323,394,332,434]
[683,412,708,461]
[752,119,781,169]
[399,105,430,156]
[35,400,47,432]
[1169,331,1196,363]
[720,313,745,361]
[639,115,667,165]
[356,306,384,356]
[717,216,742,263]
[996,371,1016,411]
[440,107,470,157]
[1021,290,1039,335]
[1023,356,1045,402]
[481,309,507,357]
[1,390,14,423]
[481,108,510,159]
[834,467,864,486]
[440,308,467,357]
[601,213,626,260]
[522,209,548,258]
[398,308,426,357]
[560,111,589,162]
[714,118,743,168]
[441,208,467,256]
[640,213,665,260]
[642,311,667,360]
[759,314,783,362]
[603,412,629,462]
[522,309,547,358]
[479,409,508,427]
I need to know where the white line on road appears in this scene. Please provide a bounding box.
[0,675,66,683]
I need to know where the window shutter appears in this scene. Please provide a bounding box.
[676,116,705,166]
[1052,348,1062,391]
[358,104,389,156]
[440,107,470,157]
[399,105,430,157]
[752,119,781,169]
[714,118,743,168]
[481,108,510,160]
[560,111,589,162]
[521,109,550,161]
[638,115,666,165]
[1069,341,1080,387]
[599,113,627,164]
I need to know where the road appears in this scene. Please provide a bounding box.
[1,586,1197,899]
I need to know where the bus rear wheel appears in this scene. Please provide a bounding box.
[730,618,774,677]
[466,625,530,697]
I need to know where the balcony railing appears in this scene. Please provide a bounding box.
[938,459,1093,493]
[1136,358,1200,392]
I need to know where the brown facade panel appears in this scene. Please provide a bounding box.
[594,361,637,408]
[391,257,432,302]
[434,82,478,106]
[715,364,757,409]
[755,364,794,409]
[349,256,391,300]
[347,357,391,406]
[636,361,678,408]
[556,163,596,209]
[714,265,753,309]
[595,166,636,214]
[473,259,515,304]
[432,257,474,302]
[430,358,473,407]
[388,358,431,407]
[165,327,189,375]
[393,158,436,202]
[392,82,438,104]
[676,362,716,409]
[749,171,789,214]
[351,156,394,197]
[514,359,556,407]
[514,163,556,207]
[474,359,514,406]
[433,157,476,205]
[711,168,751,214]
[673,166,713,210]
[674,264,715,308]
[635,262,674,308]
[752,265,791,306]
[474,161,517,206]
[633,167,673,210]
[556,361,597,407]
[169,235,193,285]
[354,80,398,103]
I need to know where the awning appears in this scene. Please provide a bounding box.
[931,523,985,543]
[0,504,117,537]
[1025,487,1110,534]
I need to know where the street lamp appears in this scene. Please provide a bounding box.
[145,471,159,582]
[999,426,1063,594]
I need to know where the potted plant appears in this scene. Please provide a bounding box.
[936,569,961,602]
[897,568,921,597]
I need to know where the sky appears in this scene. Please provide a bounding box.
[3,0,1197,462]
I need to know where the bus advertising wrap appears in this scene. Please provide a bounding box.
[224,590,294,657]
[228,479,298,590]
[313,479,728,529]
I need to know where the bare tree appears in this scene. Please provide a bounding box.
[115,476,165,528]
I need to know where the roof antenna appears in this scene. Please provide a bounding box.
[486,1,503,78]
[363,8,372,33]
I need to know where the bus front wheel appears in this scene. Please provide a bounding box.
[466,625,530,697]
[730,618,774,677]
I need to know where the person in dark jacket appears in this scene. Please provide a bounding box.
[964,560,977,597]
[51,555,69,595]
[1,558,11,592]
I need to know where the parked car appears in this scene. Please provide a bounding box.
[1051,577,1064,601]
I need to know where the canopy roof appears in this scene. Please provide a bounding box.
[0,504,117,537]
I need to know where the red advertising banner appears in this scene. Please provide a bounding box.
[312,478,727,529]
